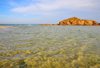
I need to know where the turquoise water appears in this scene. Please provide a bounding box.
[0,25,100,68]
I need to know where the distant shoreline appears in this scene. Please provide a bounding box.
[0,24,40,26]
[0,26,5,28]
[40,17,100,26]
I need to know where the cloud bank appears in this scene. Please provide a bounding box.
[11,0,99,14]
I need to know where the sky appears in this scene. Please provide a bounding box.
[0,0,100,24]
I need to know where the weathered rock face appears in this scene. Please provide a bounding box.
[59,17,99,25]
[93,21,99,25]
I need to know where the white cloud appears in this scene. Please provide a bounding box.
[11,0,99,14]
[9,1,18,6]
[11,4,37,13]
[9,2,16,6]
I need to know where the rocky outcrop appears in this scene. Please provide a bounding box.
[53,23,59,25]
[40,24,45,25]
[40,17,99,25]
[40,23,52,25]
[46,23,52,25]
[59,17,99,25]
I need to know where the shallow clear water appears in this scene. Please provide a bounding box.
[0,25,100,68]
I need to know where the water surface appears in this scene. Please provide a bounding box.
[0,25,100,68]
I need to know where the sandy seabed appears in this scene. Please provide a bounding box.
[0,25,100,68]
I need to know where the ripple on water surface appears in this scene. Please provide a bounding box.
[0,25,100,68]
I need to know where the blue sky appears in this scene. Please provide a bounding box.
[0,0,100,24]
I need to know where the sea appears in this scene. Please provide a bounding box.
[0,24,100,68]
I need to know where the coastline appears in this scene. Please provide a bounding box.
[40,17,100,26]
[0,26,15,29]
[0,26,5,28]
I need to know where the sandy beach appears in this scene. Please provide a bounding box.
[0,26,5,28]
[0,26,14,28]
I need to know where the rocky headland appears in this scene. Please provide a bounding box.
[40,17,100,25]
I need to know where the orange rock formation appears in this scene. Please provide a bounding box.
[40,17,99,25]
[46,23,52,25]
[59,17,99,25]
[53,23,59,25]
[40,24,45,25]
